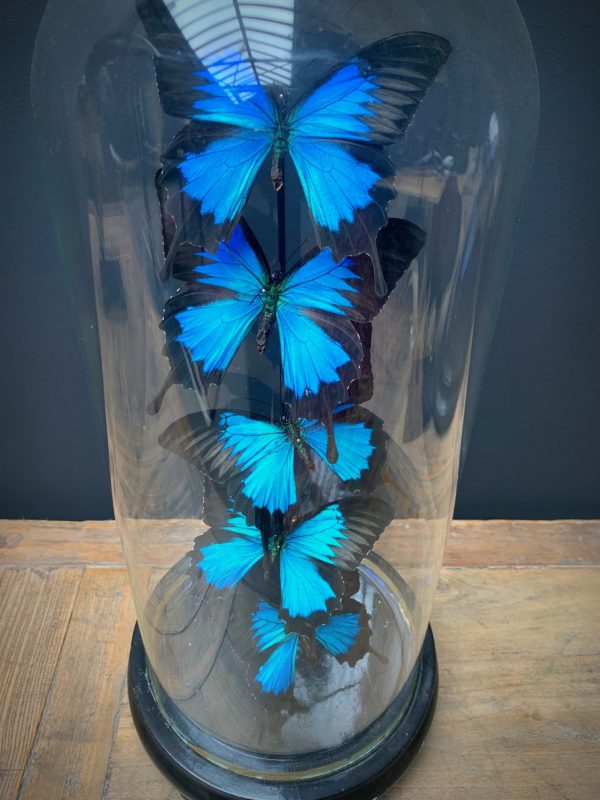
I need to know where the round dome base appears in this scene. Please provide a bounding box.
[128,623,437,800]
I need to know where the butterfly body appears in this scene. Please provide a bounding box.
[255,274,283,353]
[280,414,316,472]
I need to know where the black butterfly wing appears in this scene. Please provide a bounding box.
[348,218,427,403]
[329,496,394,571]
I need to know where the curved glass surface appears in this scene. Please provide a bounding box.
[32,0,538,776]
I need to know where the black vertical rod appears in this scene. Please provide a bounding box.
[277,161,286,273]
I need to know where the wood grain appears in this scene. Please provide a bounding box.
[442,519,600,567]
[2,518,599,568]
[17,568,134,800]
[0,567,82,800]
[383,567,600,800]
[0,521,599,800]
[102,566,600,800]
[104,702,182,800]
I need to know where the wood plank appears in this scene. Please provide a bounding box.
[1,518,599,568]
[104,702,181,800]
[384,567,600,799]
[103,567,600,800]
[17,568,134,800]
[0,519,202,569]
[443,519,600,567]
[0,519,130,568]
[0,567,82,800]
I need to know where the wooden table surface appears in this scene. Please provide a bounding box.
[1,519,599,800]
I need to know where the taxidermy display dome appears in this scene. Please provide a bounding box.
[32,0,538,797]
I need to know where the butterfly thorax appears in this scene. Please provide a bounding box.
[256,277,283,353]
[267,531,285,562]
[281,415,315,471]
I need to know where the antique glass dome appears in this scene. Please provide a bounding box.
[32,1,538,797]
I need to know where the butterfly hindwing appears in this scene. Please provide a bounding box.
[198,512,263,589]
[315,613,362,656]
[251,601,299,695]
[301,416,375,483]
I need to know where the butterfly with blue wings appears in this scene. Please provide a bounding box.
[158,404,385,519]
[161,219,376,402]
[195,497,392,619]
[250,599,370,695]
[147,26,450,291]
[149,217,425,422]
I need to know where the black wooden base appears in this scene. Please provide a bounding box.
[128,624,438,800]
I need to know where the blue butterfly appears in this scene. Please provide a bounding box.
[196,497,392,618]
[158,405,383,517]
[150,32,450,289]
[250,601,367,695]
[149,217,425,416]
[162,219,376,400]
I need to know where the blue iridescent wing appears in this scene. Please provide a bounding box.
[286,33,451,291]
[158,410,297,517]
[217,413,296,514]
[162,222,268,386]
[315,596,372,667]
[198,511,263,589]
[279,498,393,618]
[301,416,376,482]
[251,601,298,695]
[279,503,347,619]
[146,29,277,255]
[275,250,377,399]
[159,120,273,259]
[315,613,362,656]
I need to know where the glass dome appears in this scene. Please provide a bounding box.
[32,1,538,797]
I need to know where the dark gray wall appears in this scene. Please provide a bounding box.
[1,0,598,520]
